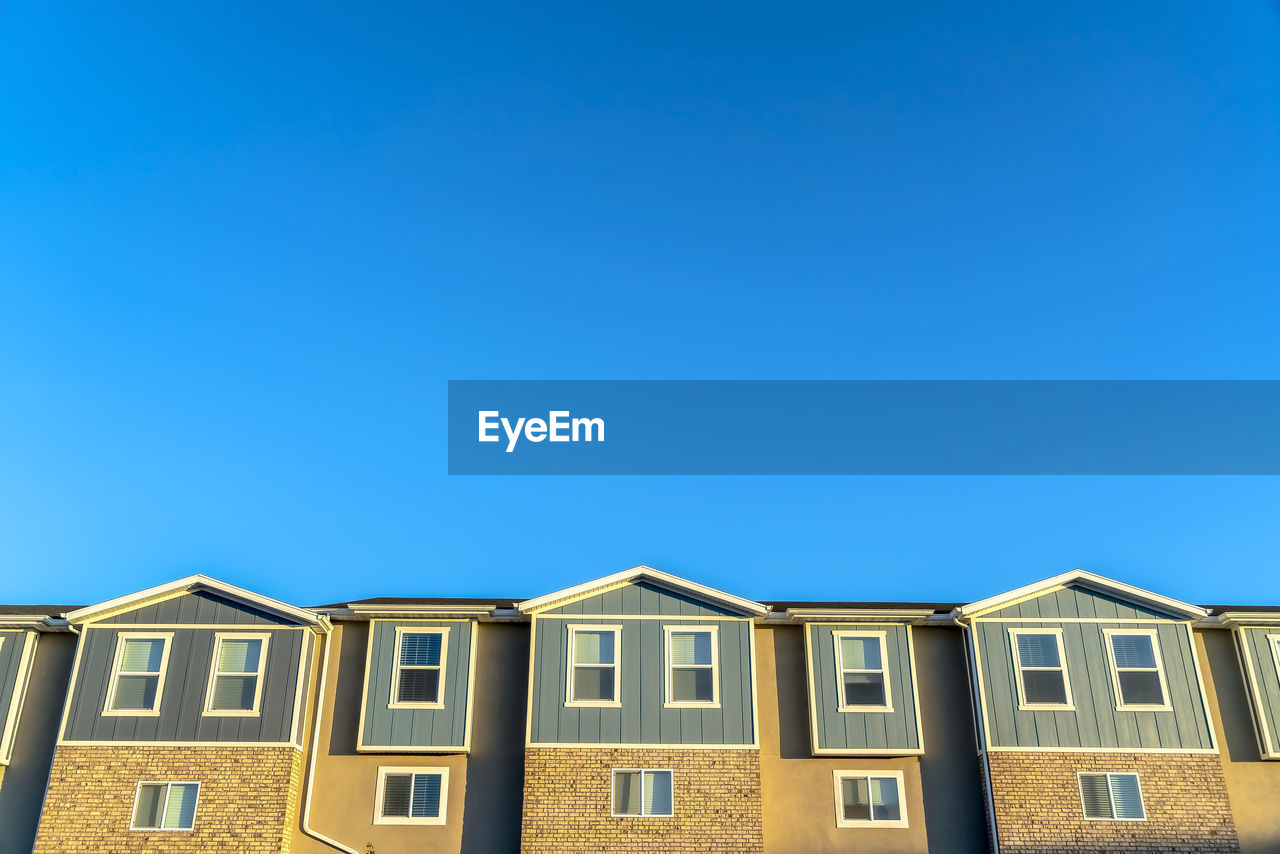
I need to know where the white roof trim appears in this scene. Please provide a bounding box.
[64,574,322,626]
[953,569,1207,620]
[517,566,769,616]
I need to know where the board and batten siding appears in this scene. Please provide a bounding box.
[804,623,922,754]
[973,585,1214,751]
[359,619,474,751]
[96,589,305,626]
[0,630,34,760]
[528,615,756,746]
[61,624,307,744]
[1236,626,1280,758]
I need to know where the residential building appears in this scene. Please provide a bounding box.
[0,566,1274,853]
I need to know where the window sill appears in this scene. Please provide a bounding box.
[373,816,447,826]
[664,701,720,709]
[103,709,162,717]
[836,820,909,829]
[388,701,447,710]
[1114,704,1173,713]
[837,705,895,714]
[1017,704,1076,712]
[565,700,622,708]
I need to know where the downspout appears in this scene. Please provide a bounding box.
[955,616,1000,854]
[301,623,359,854]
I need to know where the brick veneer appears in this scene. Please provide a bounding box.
[33,744,303,854]
[987,751,1239,853]
[521,747,763,854]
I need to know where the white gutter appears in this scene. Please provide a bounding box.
[300,627,359,854]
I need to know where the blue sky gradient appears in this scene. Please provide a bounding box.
[2,1,1278,606]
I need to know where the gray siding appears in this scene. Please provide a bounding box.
[528,616,755,745]
[541,581,740,617]
[1237,626,1280,756]
[975,616,1214,750]
[62,625,305,743]
[360,620,473,750]
[99,589,301,625]
[806,623,921,753]
[982,584,1175,621]
[0,631,32,755]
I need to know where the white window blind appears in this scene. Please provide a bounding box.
[208,636,264,712]
[111,637,168,712]
[381,772,443,819]
[132,782,199,830]
[396,631,445,704]
[838,774,902,824]
[570,628,618,703]
[1109,634,1166,706]
[1080,773,1145,820]
[669,630,715,703]
[612,769,673,817]
[1014,632,1069,705]
[837,633,888,708]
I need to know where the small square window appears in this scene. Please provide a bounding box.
[131,782,199,831]
[375,767,448,825]
[833,771,907,828]
[1079,772,1145,820]
[612,769,673,817]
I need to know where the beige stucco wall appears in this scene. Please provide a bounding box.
[1198,629,1280,854]
[291,621,528,854]
[757,623,986,854]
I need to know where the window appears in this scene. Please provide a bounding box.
[374,767,448,825]
[1010,629,1073,708]
[204,633,268,715]
[1270,634,1280,684]
[664,625,718,706]
[131,782,200,830]
[1079,772,1146,820]
[833,770,907,828]
[105,633,172,715]
[567,625,621,706]
[612,769,673,817]
[391,628,449,707]
[1104,630,1170,710]
[834,631,891,711]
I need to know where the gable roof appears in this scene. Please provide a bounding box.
[517,565,769,616]
[953,569,1208,620]
[63,574,324,627]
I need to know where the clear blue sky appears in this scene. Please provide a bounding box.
[2,1,1278,608]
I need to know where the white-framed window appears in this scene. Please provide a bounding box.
[203,633,269,716]
[663,625,719,707]
[832,770,907,828]
[566,625,622,707]
[1103,629,1172,711]
[131,781,200,830]
[1009,628,1073,709]
[1078,772,1146,820]
[390,627,449,708]
[105,633,173,716]
[611,769,673,817]
[834,630,892,711]
[374,766,449,825]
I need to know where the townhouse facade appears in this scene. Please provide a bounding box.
[0,566,1276,853]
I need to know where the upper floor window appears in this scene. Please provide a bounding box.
[1079,772,1145,820]
[105,633,172,715]
[567,625,621,706]
[1104,630,1171,711]
[1010,629,1073,708]
[392,628,449,707]
[834,631,891,711]
[205,633,268,715]
[664,626,718,707]
[375,766,448,825]
[833,770,907,828]
[131,781,199,831]
[612,769,673,817]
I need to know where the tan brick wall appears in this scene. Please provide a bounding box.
[33,744,303,854]
[521,747,763,854]
[988,751,1239,854]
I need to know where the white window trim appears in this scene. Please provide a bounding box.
[663,624,720,708]
[130,780,201,831]
[389,626,450,710]
[832,769,908,828]
[610,768,675,818]
[104,632,174,717]
[1102,628,1173,712]
[373,765,449,825]
[1077,771,1147,821]
[566,624,622,708]
[1268,634,1280,688]
[833,630,893,712]
[202,632,270,717]
[1009,628,1075,711]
